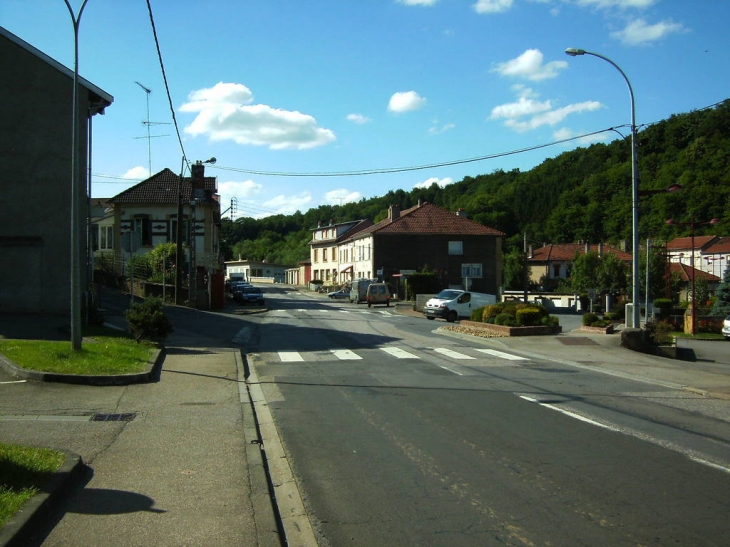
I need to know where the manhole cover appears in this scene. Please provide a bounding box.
[92,413,137,422]
[557,337,599,346]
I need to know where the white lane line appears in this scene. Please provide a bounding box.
[278,351,304,362]
[435,363,466,376]
[331,349,362,360]
[0,380,27,385]
[519,395,619,432]
[475,349,529,361]
[433,347,476,360]
[381,347,420,359]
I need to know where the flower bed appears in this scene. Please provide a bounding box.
[459,320,562,337]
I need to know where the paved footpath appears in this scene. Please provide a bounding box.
[0,313,280,547]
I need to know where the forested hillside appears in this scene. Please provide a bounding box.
[221,99,730,265]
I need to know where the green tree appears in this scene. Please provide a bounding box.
[502,248,528,291]
[711,264,730,316]
[570,251,602,294]
[146,242,177,283]
[596,252,629,295]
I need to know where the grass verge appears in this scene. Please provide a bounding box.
[0,443,65,528]
[0,324,156,375]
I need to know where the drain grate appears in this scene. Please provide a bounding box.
[92,413,137,422]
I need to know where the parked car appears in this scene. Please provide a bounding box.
[237,286,264,305]
[328,288,350,300]
[723,315,730,340]
[366,283,390,308]
[228,281,251,299]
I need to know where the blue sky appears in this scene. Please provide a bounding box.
[3,0,728,219]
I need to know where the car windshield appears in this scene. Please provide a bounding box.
[435,290,462,300]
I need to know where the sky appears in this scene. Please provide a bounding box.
[2,0,729,220]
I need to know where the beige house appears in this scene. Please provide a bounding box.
[310,219,372,285]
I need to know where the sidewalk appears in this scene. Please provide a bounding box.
[0,310,280,547]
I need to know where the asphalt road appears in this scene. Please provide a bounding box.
[248,286,730,547]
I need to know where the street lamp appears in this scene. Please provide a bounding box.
[666,216,719,336]
[565,47,641,329]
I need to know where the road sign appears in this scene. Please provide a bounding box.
[121,231,141,253]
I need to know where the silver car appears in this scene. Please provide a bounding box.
[723,315,730,340]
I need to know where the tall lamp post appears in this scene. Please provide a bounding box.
[565,48,641,329]
[666,216,719,335]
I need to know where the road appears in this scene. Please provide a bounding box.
[248,286,730,547]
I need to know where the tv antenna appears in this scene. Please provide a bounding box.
[134,81,170,176]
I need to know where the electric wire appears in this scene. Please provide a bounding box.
[144,0,188,171]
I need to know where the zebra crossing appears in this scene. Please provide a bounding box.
[269,346,529,364]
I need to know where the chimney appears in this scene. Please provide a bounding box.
[456,208,468,218]
[418,198,423,207]
[317,220,322,228]
[388,204,400,221]
[528,244,533,259]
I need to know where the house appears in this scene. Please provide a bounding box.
[225,259,290,283]
[667,235,729,280]
[668,263,721,302]
[285,258,311,286]
[0,26,113,315]
[105,166,222,306]
[310,219,373,285]
[341,202,505,294]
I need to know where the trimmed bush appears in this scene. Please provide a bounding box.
[495,313,517,326]
[482,303,505,320]
[471,306,487,321]
[582,312,599,326]
[644,320,674,346]
[516,307,542,326]
[125,297,173,342]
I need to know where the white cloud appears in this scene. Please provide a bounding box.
[180,82,336,150]
[397,0,438,5]
[428,121,455,135]
[218,179,262,199]
[553,127,608,145]
[325,189,363,205]
[414,176,454,189]
[493,49,568,81]
[347,113,371,124]
[473,0,514,14]
[388,91,427,113]
[490,96,552,120]
[611,18,685,45]
[262,192,313,215]
[122,166,149,180]
[570,0,657,8]
[504,101,603,132]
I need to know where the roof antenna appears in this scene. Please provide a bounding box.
[134,81,169,177]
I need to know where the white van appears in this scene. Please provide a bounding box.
[350,278,374,303]
[423,289,496,322]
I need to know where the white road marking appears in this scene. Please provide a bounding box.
[331,349,362,360]
[433,347,475,360]
[519,395,619,431]
[0,380,27,385]
[475,349,528,361]
[278,351,304,362]
[380,347,419,359]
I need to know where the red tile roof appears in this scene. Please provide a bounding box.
[666,235,718,252]
[108,168,217,205]
[669,262,721,283]
[703,237,730,254]
[529,243,632,262]
[353,202,504,238]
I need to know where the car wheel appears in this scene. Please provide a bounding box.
[426,316,435,321]
[368,302,372,308]
[447,311,457,323]
[386,301,390,307]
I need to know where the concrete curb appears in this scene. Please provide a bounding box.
[0,452,88,547]
[0,348,164,386]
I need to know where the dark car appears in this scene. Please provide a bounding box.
[237,286,264,305]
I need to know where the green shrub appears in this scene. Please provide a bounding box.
[644,320,674,346]
[541,315,559,327]
[471,306,487,322]
[495,313,517,326]
[125,297,173,342]
[582,312,599,326]
[482,303,505,320]
[516,307,542,326]
[653,298,673,320]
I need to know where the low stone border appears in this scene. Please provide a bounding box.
[576,324,615,334]
[459,320,562,337]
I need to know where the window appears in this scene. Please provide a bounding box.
[331,248,336,261]
[133,215,152,246]
[449,241,463,255]
[313,249,319,263]
[461,263,483,278]
[170,217,189,245]
[99,225,113,250]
